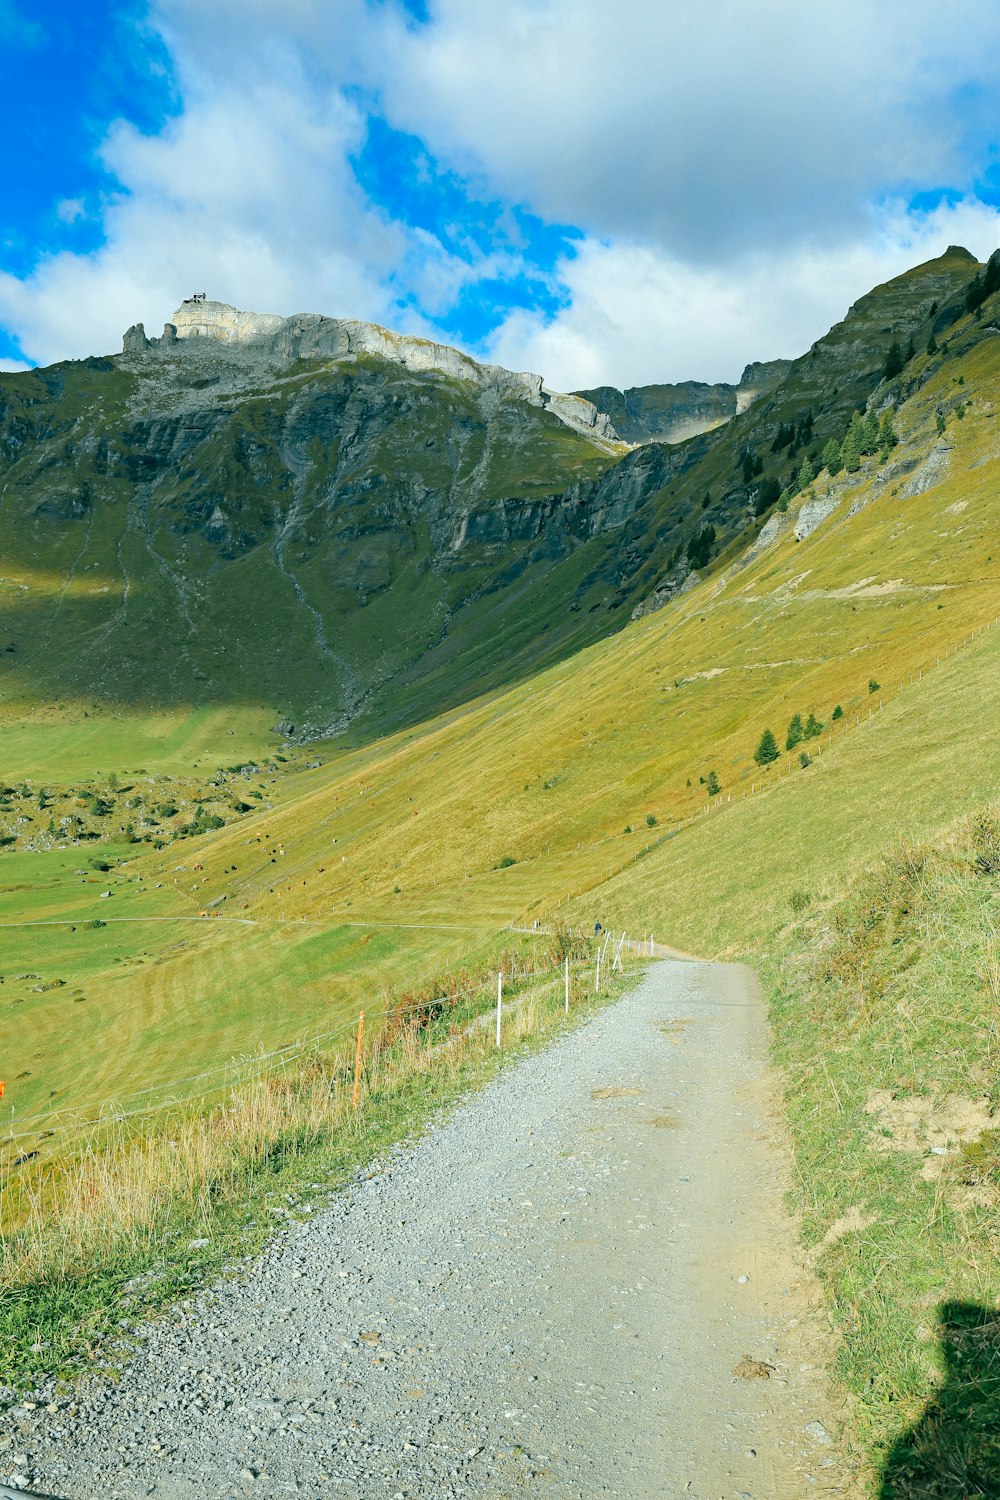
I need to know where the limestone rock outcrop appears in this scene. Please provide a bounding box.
[125,299,619,445]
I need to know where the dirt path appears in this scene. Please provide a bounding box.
[8,961,855,1499]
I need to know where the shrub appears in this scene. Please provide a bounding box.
[832,703,844,720]
[869,678,880,694]
[971,812,1000,875]
[645,813,657,827]
[706,771,721,797]
[789,889,811,914]
[494,855,517,869]
[799,751,812,768]
[754,729,780,766]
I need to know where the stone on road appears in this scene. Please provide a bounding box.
[13,961,852,1498]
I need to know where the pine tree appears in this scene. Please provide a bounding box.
[842,412,863,472]
[804,711,823,739]
[859,409,880,455]
[798,455,815,489]
[706,771,721,796]
[883,340,904,379]
[878,409,897,450]
[927,331,938,356]
[904,336,915,363]
[822,437,842,475]
[832,704,843,720]
[754,728,780,766]
[785,713,803,750]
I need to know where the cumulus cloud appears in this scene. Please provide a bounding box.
[485,199,1000,389]
[374,0,1000,260]
[0,1,475,364]
[1,0,999,383]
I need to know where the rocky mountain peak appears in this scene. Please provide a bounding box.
[121,299,620,445]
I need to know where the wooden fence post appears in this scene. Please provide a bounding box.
[352,1009,365,1110]
[496,971,503,1047]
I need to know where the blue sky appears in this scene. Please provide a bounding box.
[3,1,1000,387]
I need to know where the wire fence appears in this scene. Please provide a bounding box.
[1,942,610,1157]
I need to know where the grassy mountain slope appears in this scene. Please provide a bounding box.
[4,260,997,1138]
[2,250,999,1482]
[0,248,979,762]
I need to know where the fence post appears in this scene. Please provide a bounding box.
[352,1009,365,1110]
[595,947,601,993]
[496,971,503,1047]
[565,955,569,1014]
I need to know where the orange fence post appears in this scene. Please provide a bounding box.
[352,1009,365,1110]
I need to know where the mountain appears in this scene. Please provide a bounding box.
[0,247,984,748]
[574,360,791,444]
[5,240,1000,1478]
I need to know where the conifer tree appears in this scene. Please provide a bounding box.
[798,455,815,489]
[883,340,904,379]
[842,412,864,472]
[754,728,780,766]
[822,437,842,475]
[785,713,803,750]
[927,331,938,355]
[804,711,823,739]
[859,409,880,455]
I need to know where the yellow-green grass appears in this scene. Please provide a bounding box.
[588,621,1000,954]
[3,342,997,1155]
[1,942,632,1387]
[767,810,1000,1492]
[0,704,278,781]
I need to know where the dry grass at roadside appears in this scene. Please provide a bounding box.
[0,934,625,1389]
[767,806,1000,1495]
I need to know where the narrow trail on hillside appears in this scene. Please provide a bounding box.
[12,963,854,1499]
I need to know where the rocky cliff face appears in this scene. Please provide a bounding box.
[124,300,620,444]
[1,250,984,739]
[576,361,791,445]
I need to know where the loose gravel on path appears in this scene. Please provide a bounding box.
[4,960,854,1499]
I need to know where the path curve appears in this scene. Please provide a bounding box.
[7,961,854,1499]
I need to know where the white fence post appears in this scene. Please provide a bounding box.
[496,971,503,1047]
[565,955,569,1014]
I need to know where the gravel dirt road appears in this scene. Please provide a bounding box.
[6,960,855,1499]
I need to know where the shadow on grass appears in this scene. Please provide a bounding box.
[881,1301,1000,1497]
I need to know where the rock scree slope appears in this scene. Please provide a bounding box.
[12,961,853,1500]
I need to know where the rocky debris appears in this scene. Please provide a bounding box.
[794,494,838,541]
[900,439,953,498]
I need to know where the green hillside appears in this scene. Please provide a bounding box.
[1,246,999,1486]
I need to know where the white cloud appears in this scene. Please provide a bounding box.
[484,198,1000,389]
[55,198,86,225]
[373,0,1000,261]
[1,0,999,385]
[0,3,477,365]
